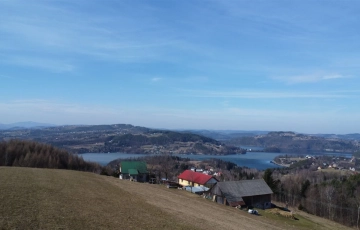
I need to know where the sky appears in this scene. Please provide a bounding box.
[0,0,359,134]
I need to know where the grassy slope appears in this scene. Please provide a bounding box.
[0,167,352,230]
[0,167,194,230]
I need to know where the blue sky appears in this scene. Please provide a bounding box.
[0,0,359,134]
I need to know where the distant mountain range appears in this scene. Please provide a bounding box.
[0,122,56,130]
[1,122,359,141]
[183,130,270,141]
[224,131,360,153]
[0,124,244,155]
[311,133,360,141]
[1,123,359,154]
[186,129,360,141]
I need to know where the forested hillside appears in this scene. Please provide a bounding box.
[0,124,243,154]
[107,130,220,146]
[102,130,243,154]
[226,131,359,153]
[270,168,360,227]
[0,140,101,172]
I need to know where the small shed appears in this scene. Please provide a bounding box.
[208,179,273,209]
[119,161,148,182]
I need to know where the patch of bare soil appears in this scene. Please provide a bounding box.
[266,208,296,219]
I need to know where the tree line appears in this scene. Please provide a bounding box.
[226,132,358,153]
[0,140,102,173]
[269,168,360,228]
[107,131,220,148]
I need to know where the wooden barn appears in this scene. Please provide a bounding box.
[208,179,273,209]
[119,161,148,182]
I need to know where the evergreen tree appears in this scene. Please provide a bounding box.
[0,140,101,173]
[263,169,278,193]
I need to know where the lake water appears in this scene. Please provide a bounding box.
[78,153,148,166]
[78,150,352,170]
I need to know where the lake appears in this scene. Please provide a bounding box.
[78,152,148,166]
[78,150,352,170]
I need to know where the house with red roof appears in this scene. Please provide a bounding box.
[178,170,218,188]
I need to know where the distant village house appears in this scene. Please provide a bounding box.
[119,161,148,182]
[178,170,218,188]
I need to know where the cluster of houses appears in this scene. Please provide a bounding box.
[119,161,273,209]
[316,156,359,171]
[276,155,359,172]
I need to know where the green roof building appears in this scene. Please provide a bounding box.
[119,161,148,182]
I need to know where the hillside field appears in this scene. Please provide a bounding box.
[0,167,352,230]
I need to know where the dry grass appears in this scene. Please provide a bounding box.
[0,167,195,230]
[266,208,296,219]
[105,177,353,230]
[316,168,353,176]
[266,201,354,230]
[0,167,353,230]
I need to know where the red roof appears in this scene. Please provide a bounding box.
[178,170,216,185]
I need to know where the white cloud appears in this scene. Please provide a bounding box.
[183,76,209,83]
[151,77,162,82]
[179,89,354,99]
[0,99,359,134]
[1,56,75,73]
[271,73,347,84]
[0,1,183,71]
[0,99,121,118]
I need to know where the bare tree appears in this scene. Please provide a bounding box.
[354,186,360,230]
[324,185,336,220]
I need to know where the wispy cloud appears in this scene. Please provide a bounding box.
[151,77,162,82]
[0,99,120,115]
[0,74,12,79]
[179,89,355,99]
[2,56,75,73]
[271,73,348,84]
[183,76,209,83]
[0,1,183,70]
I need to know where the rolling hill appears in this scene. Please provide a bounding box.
[225,131,359,153]
[0,124,244,155]
[0,167,351,230]
[0,121,56,130]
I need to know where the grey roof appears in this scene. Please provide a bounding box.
[216,179,273,203]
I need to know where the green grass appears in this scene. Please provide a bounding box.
[0,167,196,230]
[256,209,324,230]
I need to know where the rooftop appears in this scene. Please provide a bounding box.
[120,161,147,174]
[214,179,273,204]
[178,170,217,185]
